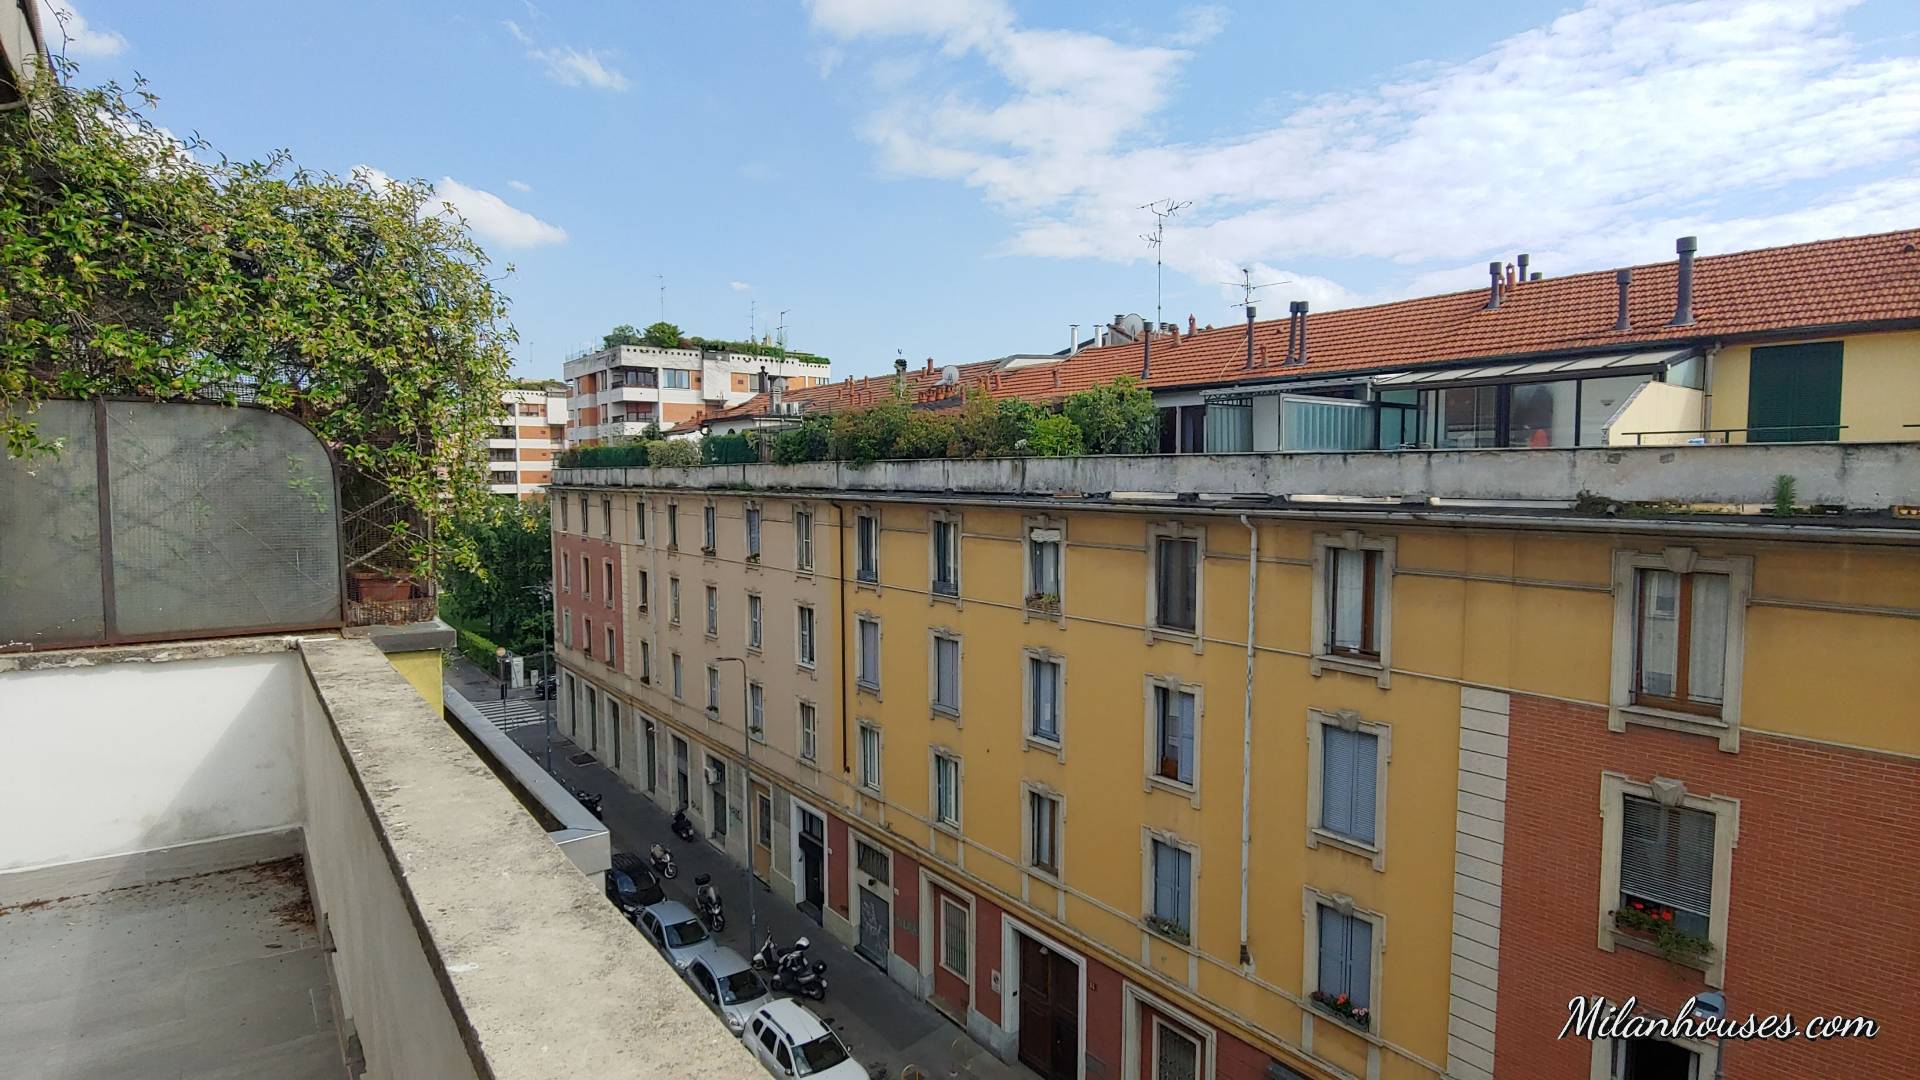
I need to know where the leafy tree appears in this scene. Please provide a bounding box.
[603,324,646,348]
[647,439,700,467]
[642,321,683,349]
[1027,413,1085,456]
[440,501,553,655]
[772,416,833,464]
[1,70,514,574]
[1063,376,1158,454]
[831,401,911,463]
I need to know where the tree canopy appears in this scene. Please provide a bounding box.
[1,70,516,574]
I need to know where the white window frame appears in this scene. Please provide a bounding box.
[1022,782,1064,880]
[856,614,882,694]
[670,652,683,700]
[855,510,880,585]
[1589,1031,1716,1080]
[1305,708,1391,871]
[636,569,649,615]
[746,592,764,652]
[938,895,970,978]
[748,680,765,740]
[745,502,762,562]
[583,616,593,657]
[799,701,818,764]
[858,722,883,794]
[581,555,592,599]
[1309,530,1396,688]
[795,603,817,670]
[1121,985,1218,1080]
[1022,514,1066,622]
[704,583,719,638]
[1301,887,1385,1035]
[1142,675,1203,805]
[668,576,681,625]
[929,629,962,718]
[702,502,717,554]
[930,749,962,832]
[561,608,573,648]
[666,501,679,550]
[1141,829,1197,948]
[794,506,815,573]
[1021,649,1066,755]
[706,664,721,713]
[929,510,962,601]
[560,555,571,592]
[1596,772,1739,987]
[639,640,652,683]
[1144,522,1205,650]
[635,499,647,545]
[602,559,614,608]
[604,624,615,665]
[1609,547,1751,752]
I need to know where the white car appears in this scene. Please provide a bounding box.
[743,999,863,1079]
[635,900,714,972]
[684,947,772,1035]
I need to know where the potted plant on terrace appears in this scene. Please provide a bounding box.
[1142,914,1190,945]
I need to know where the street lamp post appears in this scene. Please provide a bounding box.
[495,645,508,703]
[525,582,555,775]
[715,655,759,950]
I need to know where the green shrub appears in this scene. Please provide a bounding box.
[772,417,834,464]
[456,627,503,671]
[647,439,701,468]
[701,431,757,464]
[1027,413,1085,456]
[1062,375,1158,454]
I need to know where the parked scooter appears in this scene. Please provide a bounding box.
[648,842,679,880]
[564,783,603,820]
[670,808,698,843]
[693,873,726,932]
[751,933,807,972]
[772,953,829,1001]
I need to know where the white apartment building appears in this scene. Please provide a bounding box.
[561,344,832,445]
[488,385,569,499]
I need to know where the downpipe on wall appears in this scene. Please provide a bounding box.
[1238,514,1257,967]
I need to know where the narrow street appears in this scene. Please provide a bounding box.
[445,656,1018,1080]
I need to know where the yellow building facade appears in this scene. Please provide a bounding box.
[552,444,1920,1080]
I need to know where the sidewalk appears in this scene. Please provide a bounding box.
[445,656,1017,1080]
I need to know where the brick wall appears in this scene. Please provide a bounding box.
[1499,693,1920,1078]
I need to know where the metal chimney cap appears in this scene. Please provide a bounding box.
[1617,267,1632,281]
[1488,260,1503,273]
[1676,236,1698,254]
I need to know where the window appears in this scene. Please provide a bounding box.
[931,517,960,596]
[709,756,728,838]
[558,496,569,531]
[1314,902,1374,1025]
[757,792,773,848]
[858,724,882,792]
[705,585,718,637]
[702,504,716,553]
[1610,549,1750,749]
[1598,774,1737,986]
[1027,524,1062,611]
[748,682,765,738]
[635,501,647,544]
[1153,1022,1202,1080]
[932,752,961,827]
[799,703,817,762]
[560,556,571,592]
[1606,1038,1703,1080]
[1149,838,1192,940]
[669,577,681,624]
[1151,684,1196,787]
[667,503,679,549]
[671,652,683,699]
[931,634,961,715]
[604,624,615,664]
[663,368,691,389]
[561,609,573,648]
[603,560,614,606]
[1311,532,1396,687]
[583,617,593,657]
[1152,533,1199,633]
[1028,791,1060,874]
[640,641,652,682]
[1027,655,1062,744]
[581,555,592,598]
[601,496,611,539]
[579,495,590,536]
[1309,710,1388,866]
[796,605,816,668]
[706,665,721,712]
[939,897,968,975]
[794,509,814,571]
[856,617,880,691]
[609,700,622,769]
[636,569,649,613]
[745,507,761,561]
[747,593,763,650]
[856,513,879,583]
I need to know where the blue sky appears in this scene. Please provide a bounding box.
[40,0,1920,380]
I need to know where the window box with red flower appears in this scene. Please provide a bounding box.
[1612,898,1714,966]
[1309,990,1371,1032]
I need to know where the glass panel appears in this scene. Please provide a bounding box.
[1281,396,1376,451]
[1316,905,1346,997]
[1688,574,1728,705]
[1156,538,1197,631]
[1508,380,1578,448]
[1578,375,1650,447]
[1155,1025,1199,1080]
[1636,570,1680,699]
[1423,385,1500,448]
[1203,403,1253,453]
[1,401,105,646]
[935,637,960,709]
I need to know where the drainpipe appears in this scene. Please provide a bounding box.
[836,503,852,775]
[1237,514,1258,967]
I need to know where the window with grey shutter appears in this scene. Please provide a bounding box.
[1316,904,1371,1008]
[1029,657,1060,741]
[1151,840,1191,931]
[1619,795,1715,937]
[858,619,880,688]
[1154,686,1195,785]
[933,520,959,595]
[1320,726,1379,845]
[934,636,960,713]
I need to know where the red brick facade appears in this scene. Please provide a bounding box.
[1499,693,1920,1078]
[552,533,622,673]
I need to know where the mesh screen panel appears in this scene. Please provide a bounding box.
[1,401,106,647]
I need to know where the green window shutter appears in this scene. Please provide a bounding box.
[1746,342,1842,442]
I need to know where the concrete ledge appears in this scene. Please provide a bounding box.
[298,636,756,1079]
[356,618,457,654]
[0,634,299,675]
[0,826,302,908]
[443,684,610,876]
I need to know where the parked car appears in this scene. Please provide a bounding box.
[742,999,862,1079]
[636,900,714,972]
[604,852,665,921]
[684,947,772,1035]
[534,673,558,699]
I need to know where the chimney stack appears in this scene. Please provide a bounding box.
[1296,301,1310,365]
[1517,253,1531,281]
[925,357,934,373]
[1486,261,1503,310]
[1285,302,1302,365]
[894,357,908,377]
[1614,268,1632,332]
[1069,324,1080,356]
[1669,236,1697,326]
[757,364,768,392]
[1141,321,1152,380]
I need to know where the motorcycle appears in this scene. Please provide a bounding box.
[565,783,603,820]
[693,873,726,932]
[772,953,829,1001]
[648,842,679,880]
[751,933,808,972]
[670,808,698,842]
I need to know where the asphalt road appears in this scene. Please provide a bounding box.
[444,655,1016,1080]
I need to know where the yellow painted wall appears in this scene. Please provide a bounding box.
[1708,329,1920,442]
[383,648,443,704]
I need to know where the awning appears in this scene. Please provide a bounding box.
[1368,348,1696,389]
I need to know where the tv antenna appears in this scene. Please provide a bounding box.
[1139,198,1191,334]
[1225,268,1287,312]
[656,274,666,321]
[748,298,757,343]
[777,309,792,353]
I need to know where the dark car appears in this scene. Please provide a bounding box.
[534,673,558,699]
[605,852,665,920]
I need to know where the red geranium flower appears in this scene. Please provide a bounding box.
[1661,910,1673,921]
[1337,994,1348,1005]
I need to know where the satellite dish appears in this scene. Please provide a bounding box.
[940,366,960,385]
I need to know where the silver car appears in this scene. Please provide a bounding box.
[683,947,772,1035]
[636,900,714,971]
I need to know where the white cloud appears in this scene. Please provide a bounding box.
[729,281,752,292]
[39,0,127,59]
[502,19,631,92]
[814,0,1920,310]
[1169,5,1228,48]
[354,166,568,249]
[507,179,534,193]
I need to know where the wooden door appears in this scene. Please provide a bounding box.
[1017,935,1078,1080]
[751,783,773,882]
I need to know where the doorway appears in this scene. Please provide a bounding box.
[794,803,825,923]
[854,838,891,968]
[1016,932,1080,1080]
[672,736,690,812]
[930,887,970,1023]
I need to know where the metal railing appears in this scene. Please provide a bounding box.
[1622,424,1848,445]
